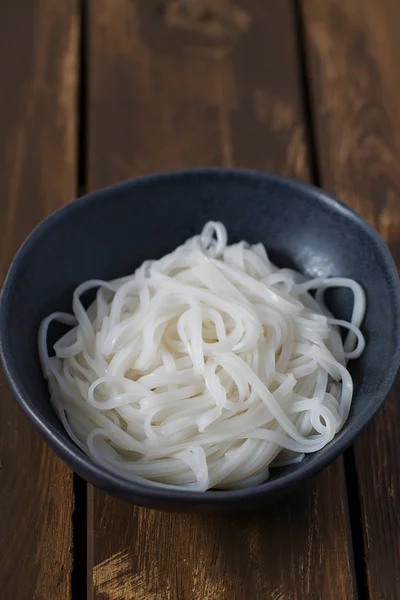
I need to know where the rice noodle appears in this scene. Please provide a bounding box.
[38,222,365,491]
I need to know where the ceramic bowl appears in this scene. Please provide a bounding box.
[1,168,399,511]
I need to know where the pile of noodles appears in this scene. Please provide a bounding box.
[39,222,365,491]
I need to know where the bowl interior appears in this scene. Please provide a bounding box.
[1,169,399,506]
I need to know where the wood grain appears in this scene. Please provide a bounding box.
[301,0,400,597]
[87,1,356,598]
[0,1,79,598]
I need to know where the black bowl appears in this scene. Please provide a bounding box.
[1,168,399,512]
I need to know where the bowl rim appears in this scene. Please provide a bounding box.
[1,166,400,505]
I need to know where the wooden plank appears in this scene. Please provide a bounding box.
[0,1,79,598]
[301,0,400,597]
[87,1,356,598]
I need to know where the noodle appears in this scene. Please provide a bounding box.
[38,222,365,491]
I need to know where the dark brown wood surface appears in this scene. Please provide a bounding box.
[2,0,400,598]
[87,2,355,598]
[0,1,79,598]
[302,0,400,597]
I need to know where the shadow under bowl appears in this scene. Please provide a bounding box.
[1,168,399,512]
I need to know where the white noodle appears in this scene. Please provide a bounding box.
[38,222,365,491]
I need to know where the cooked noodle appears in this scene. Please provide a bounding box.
[38,222,365,491]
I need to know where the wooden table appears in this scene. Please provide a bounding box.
[1,1,399,598]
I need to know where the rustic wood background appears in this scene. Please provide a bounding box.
[1,1,399,599]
